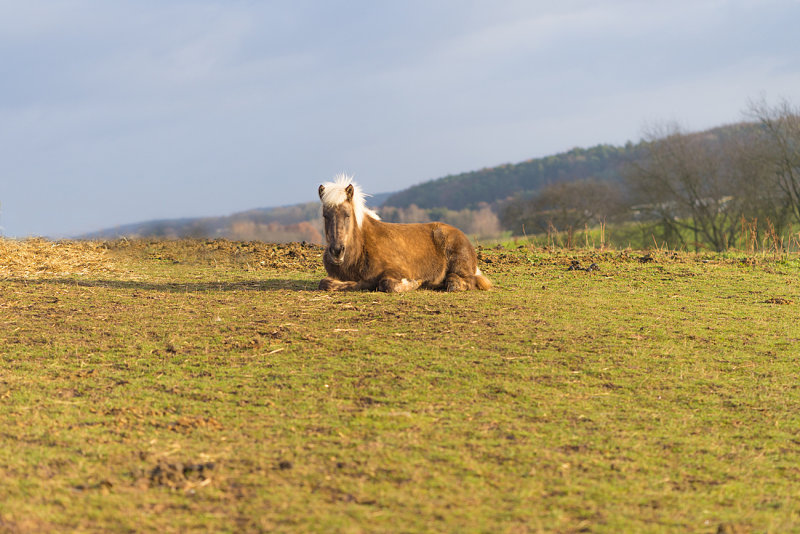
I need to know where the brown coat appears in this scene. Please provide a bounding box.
[319,181,491,292]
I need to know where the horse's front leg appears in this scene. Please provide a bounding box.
[319,277,378,291]
[378,277,422,293]
[319,277,359,291]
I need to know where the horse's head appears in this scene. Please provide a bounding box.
[319,183,357,265]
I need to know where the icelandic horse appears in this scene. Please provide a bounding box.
[317,174,492,293]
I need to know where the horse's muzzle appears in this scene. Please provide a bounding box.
[327,245,345,265]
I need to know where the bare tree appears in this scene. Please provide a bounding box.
[726,121,794,240]
[625,123,752,251]
[500,178,625,235]
[379,204,431,224]
[747,98,800,225]
[535,178,624,231]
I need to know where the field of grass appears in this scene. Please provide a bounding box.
[1,238,799,533]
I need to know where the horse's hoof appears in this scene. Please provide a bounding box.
[446,277,469,292]
[319,278,337,291]
[377,279,395,293]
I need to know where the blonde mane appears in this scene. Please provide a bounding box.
[319,173,380,228]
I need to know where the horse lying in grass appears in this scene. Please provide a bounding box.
[317,174,492,293]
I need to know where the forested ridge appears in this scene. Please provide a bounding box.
[383,143,635,210]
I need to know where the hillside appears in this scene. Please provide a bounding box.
[383,143,637,210]
[81,192,396,243]
[82,202,324,243]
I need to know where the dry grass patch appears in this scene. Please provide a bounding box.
[103,238,324,271]
[0,238,123,280]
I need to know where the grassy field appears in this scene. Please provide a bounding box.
[1,238,799,533]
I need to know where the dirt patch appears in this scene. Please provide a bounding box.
[475,246,529,273]
[567,260,600,272]
[764,297,793,305]
[0,516,58,533]
[105,239,324,271]
[716,522,752,534]
[139,460,217,491]
[166,415,224,433]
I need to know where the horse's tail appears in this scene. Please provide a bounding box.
[474,267,492,291]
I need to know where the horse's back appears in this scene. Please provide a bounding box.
[366,219,447,268]
[369,219,472,258]
[366,219,479,284]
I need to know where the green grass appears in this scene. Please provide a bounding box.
[497,219,800,253]
[1,240,799,532]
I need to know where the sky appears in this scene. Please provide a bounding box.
[2,0,799,237]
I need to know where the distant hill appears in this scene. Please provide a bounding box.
[81,202,318,242]
[81,192,397,243]
[383,143,638,210]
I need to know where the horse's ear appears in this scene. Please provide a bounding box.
[318,184,325,200]
[345,184,354,201]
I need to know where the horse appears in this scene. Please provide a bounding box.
[317,174,492,292]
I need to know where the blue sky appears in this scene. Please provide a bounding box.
[2,0,799,237]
